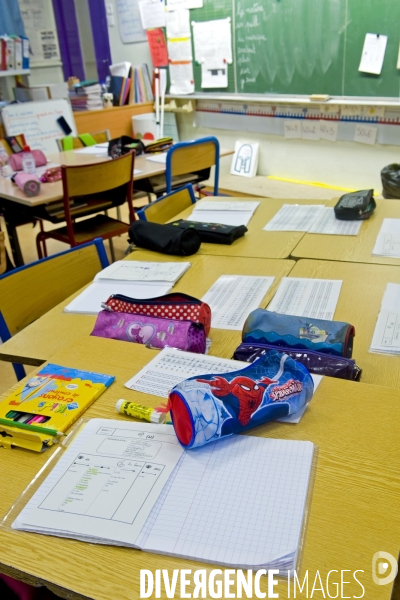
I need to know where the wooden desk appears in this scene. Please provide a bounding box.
[286,259,400,388]
[171,197,329,259]
[0,252,294,366]
[0,337,399,600]
[292,198,400,265]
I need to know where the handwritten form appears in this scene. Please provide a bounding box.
[116,0,147,43]
[138,0,166,29]
[373,219,400,257]
[267,278,342,320]
[370,283,400,354]
[97,261,190,282]
[13,420,184,544]
[125,348,248,397]
[359,33,388,75]
[190,201,260,227]
[202,275,275,330]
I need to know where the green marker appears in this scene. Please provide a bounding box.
[0,417,66,437]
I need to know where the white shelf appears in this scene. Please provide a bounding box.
[0,69,30,78]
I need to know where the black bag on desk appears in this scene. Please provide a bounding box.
[334,189,376,220]
[128,221,201,256]
[108,136,145,158]
[381,164,400,198]
[170,219,248,245]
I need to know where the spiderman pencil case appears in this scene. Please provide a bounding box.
[242,309,355,358]
[101,292,211,335]
[167,350,314,449]
[234,342,362,381]
[91,310,206,353]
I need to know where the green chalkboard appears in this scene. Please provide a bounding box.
[189,0,400,97]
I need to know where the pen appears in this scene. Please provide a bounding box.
[0,418,66,437]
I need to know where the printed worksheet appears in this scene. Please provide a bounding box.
[13,420,183,545]
[202,275,275,329]
[370,283,400,354]
[97,261,191,282]
[263,204,325,231]
[125,348,248,397]
[308,207,363,235]
[189,201,259,227]
[372,219,400,257]
[267,278,342,320]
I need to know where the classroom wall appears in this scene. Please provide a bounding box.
[176,112,398,192]
[106,0,152,68]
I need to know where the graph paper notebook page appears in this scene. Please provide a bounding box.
[13,421,314,571]
[189,201,260,227]
[308,208,363,236]
[201,275,275,330]
[267,278,342,320]
[263,205,325,232]
[370,283,400,354]
[372,219,400,257]
[64,261,190,314]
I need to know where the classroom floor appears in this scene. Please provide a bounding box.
[0,180,342,395]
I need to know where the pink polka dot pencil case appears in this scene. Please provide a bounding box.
[101,292,211,335]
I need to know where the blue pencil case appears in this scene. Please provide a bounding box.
[242,309,355,358]
[168,350,314,449]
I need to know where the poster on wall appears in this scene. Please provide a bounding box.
[116,0,147,44]
[20,0,61,64]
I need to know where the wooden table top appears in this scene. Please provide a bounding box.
[292,198,400,265]
[0,148,233,207]
[286,259,400,388]
[0,251,294,366]
[171,197,329,259]
[0,337,399,600]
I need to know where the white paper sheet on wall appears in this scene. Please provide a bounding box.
[283,120,302,139]
[192,18,232,64]
[354,124,378,145]
[319,120,338,142]
[301,121,320,141]
[201,61,228,88]
[167,38,192,61]
[169,61,194,94]
[139,0,166,29]
[166,8,190,37]
[359,33,388,75]
[167,0,203,8]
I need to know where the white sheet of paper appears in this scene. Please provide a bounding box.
[166,8,190,38]
[230,141,259,178]
[302,120,320,141]
[134,169,143,175]
[267,277,342,320]
[359,33,387,75]
[202,275,275,330]
[95,260,190,283]
[263,204,325,232]
[319,120,338,142]
[169,61,194,94]
[277,375,322,423]
[354,124,378,145]
[194,201,260,212]
[74,147,109,156]
[308,207,363,235]
[64,282,172,314]
[201,61,228,88]
[192,18,232,64]
[167,39,192,61]
[284,120,302,139]
[13,420,183,546]
[370,283,400,353]
[146,153,167,163]
[167,0,202,8]
[139,0,166,29]
[190,201,259,227]
[372,219,400,257]
[125,348,248,397]
[109,62,131,78]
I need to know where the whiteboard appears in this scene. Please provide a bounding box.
[1,100,77,155]
[116,0,147,44]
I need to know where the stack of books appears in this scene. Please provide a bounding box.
[69,80,102,111]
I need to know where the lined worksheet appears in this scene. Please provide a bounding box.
[125,348,248,397]
[370,283,400,353]
[263,204,325,231]
[372,219,400,257]
[13,420,184,545]
[97,261,191,282]
[267,277,342,320]
[202,275,275,329]
[189,201,260,227]
[308,207,363,235]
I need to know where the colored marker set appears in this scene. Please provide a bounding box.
[0,363,115,452]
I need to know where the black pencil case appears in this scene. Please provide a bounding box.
[233,342,362,381]
[128,220,201,256]
[170,219,247,244]
[334,189,376,220]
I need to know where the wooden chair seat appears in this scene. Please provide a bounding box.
[38,214,130,246]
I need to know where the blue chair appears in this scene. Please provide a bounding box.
[165,136,220,196]
[137,184,197,224]
[0,238,108,381]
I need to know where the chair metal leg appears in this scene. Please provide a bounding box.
[117,206,122,220]
[109,238,116,262]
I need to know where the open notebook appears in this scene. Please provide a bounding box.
[64,261,191,314]
[12,419,314,571]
